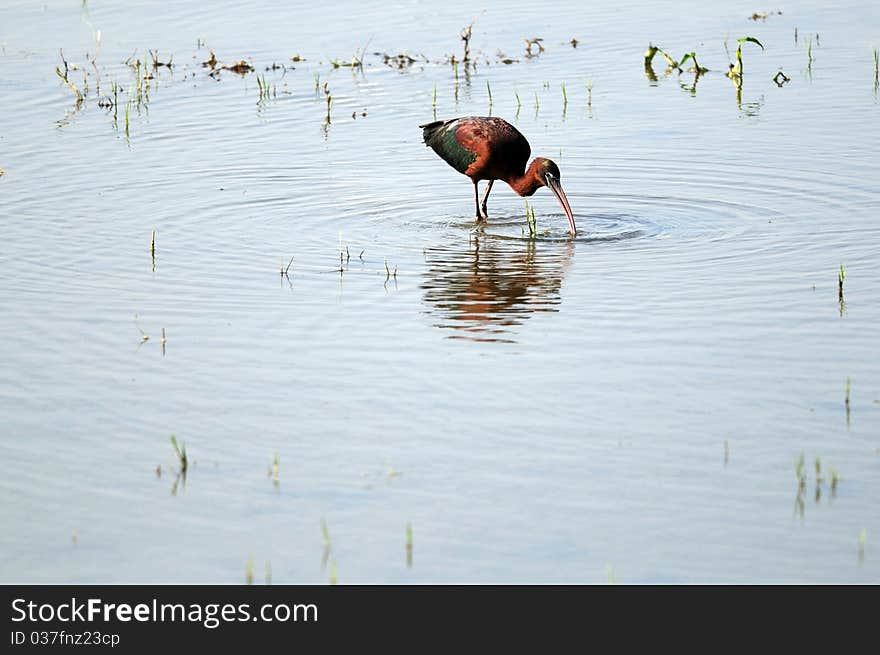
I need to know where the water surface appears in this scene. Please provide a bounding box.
[1,0,878,583]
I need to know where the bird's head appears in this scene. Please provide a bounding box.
[534,158,576,237]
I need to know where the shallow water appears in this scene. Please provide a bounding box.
[1,0,878,583]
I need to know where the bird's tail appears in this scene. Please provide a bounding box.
[419,119,450,146]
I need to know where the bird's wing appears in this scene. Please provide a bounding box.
[454,117,530,180]
[421,118,477,175]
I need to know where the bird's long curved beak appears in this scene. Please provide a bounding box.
[546,176,577,237]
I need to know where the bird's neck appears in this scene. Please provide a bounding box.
[507,161,544,197]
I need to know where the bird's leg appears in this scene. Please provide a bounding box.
[480,179,494,220]
[473,180,485,223]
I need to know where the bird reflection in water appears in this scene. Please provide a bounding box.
[421,235,573,343]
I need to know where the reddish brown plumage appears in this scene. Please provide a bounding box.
[420,116,577,236]
[454,118,529,180]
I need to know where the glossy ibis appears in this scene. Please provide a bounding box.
[420,116,576,236]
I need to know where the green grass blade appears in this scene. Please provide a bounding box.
[738,36,764,50]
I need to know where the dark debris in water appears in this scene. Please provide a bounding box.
[382,53,419,70]
[750,10,782,21]
[524,37,545,58]
[222,59,255,75]
[773,70,791,86]
[148,49,173,69]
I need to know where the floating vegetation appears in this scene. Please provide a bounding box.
[170,435,188,474]
[134,314,149,343]
[570,38,579,48]
[166,434,188,496]
[383,52,417,70]
[256,74,267,100]
[320,519,333,572]
[222,59,254,75]
[324,82,332,118]
[201,50,217,69]
[806,34,814,73]
[795,452,807,491]
[679,52,709,75]
[55,49,84,105]
[773,70,791,86]
[838,263,847,316]
[605,564,617,584]
[524,37,545,58]
[727,36,764,83]
[321,519,331,548]
[268,452,280,485]
[644,43,679,70]
[321,81,332,136]
[644,43,681,83]
[337,234,347,274]
[845,376,851,429]
[148,49,172,69]
[793,451,808,518]
[124,94,130,137]
[330,42,369,70]
[524,200,537,237]
[586,80,593,108]
[460,23,473,65]
[245,555,254,585]
[405,522,413,568]
[486,80,492,113]
[109,81,120,121]
[750,10,782,21]
[678,53,707,95]
[794,451,842,515]
[874,48,879,94]
[280,255,294,278]
[384,258,398,282]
